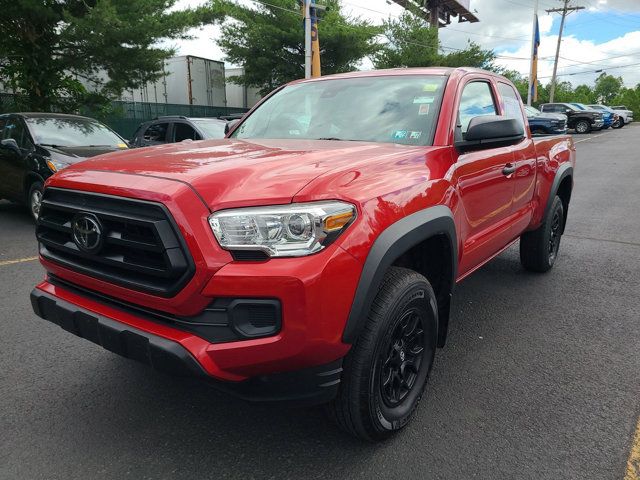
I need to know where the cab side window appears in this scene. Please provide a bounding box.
[143,123,169,145]
[173,123,200,142]
[4,118,30,148]
[458,82,498,135]
[497,83,526,130]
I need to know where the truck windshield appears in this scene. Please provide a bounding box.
[232,75,447,146]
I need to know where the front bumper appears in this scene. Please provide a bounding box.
[31,288,343,406]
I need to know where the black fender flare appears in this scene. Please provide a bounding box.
[543,163,573,231]
[342,205,457,344]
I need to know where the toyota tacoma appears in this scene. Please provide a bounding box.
[31,68,575,441]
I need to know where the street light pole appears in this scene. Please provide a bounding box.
[304,0,312,79]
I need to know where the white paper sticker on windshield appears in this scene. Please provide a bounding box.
[409,131,422,139]
[413,96,435,104]
[418,104,430,115]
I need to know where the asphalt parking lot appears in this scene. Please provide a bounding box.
[1,126,639,479]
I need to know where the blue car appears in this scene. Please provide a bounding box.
[525,106,568,135]
[571,103,613,129]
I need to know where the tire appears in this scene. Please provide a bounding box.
[327,267,438,441]
[612,117,624,129]
[27,181,44,221]
[520,195,564,273]
[574,120,591,134]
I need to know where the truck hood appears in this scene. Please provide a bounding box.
[66,138,432,210]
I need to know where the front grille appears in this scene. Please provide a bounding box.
[37,188,194,297]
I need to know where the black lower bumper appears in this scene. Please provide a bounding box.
[30,288,342,406]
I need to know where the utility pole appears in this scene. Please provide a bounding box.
[546,0,585,102]
[303,0,311,79]
[427,0,440,29]
[527,0,539,106]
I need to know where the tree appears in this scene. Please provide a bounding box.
[212,0,380,96]
[0,0,214,111]
[594,73,623,104]
[373,12,497,71]
[572,84,595,104]
[373,12,439,69]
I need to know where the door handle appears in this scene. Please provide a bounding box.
[502,163,516,176]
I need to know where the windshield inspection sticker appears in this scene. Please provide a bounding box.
[409,131,422,139]
[413,96,435,104]
[422,83,439,92]
[393,130,408,140]
[418,104,430,115]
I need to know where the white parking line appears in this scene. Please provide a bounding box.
[573,132,607,144]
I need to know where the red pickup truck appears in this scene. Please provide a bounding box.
[31,68,575,441]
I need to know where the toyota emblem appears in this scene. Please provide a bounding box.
[72,213,104,253]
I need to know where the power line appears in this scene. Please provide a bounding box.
[538,60,640,78]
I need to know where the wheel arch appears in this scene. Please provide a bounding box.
[342,205,457,348]
[23,172,45,202]
[544,163,573,233]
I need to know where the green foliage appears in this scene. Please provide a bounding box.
[373,12,497,71]
[0,0,214,112]
[212,0,380,96]
[373,12,438,69]
[572,84,595,104]
[612,84,640,117]
[594,73,623,104]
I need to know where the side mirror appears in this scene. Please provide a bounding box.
[455,116,524,152]
[225,119,240,135]
[0,138,20,153]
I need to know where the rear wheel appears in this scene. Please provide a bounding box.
[574,120,591,134]
[327,267,437,441]
[27,182,43,221]
[520,195,564,273]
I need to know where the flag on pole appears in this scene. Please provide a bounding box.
[531,14,540,102]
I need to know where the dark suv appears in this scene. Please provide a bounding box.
[539,103,604,133]
[130,116,228,147]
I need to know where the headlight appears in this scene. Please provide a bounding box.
[46,159,70,173]
[209,201,356,257]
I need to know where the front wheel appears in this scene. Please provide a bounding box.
[327,267,437,441]
[612,117,624,129]
[574,120,591,134]
[520,195,564,273]
[27,182,44,221]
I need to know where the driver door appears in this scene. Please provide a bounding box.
[451,79,517,276]
[0,116,30,201]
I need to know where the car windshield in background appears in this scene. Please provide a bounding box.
[525,106,540,116]
[192,119,227,139]
[26,117,123,147]
[232,75,447,146]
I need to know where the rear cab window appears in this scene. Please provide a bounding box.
[497,82,526,130]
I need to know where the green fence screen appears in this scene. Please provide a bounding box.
[0,93,248,139]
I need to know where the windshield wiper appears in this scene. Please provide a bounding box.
[315,137,362,141]
[38,143,69,148]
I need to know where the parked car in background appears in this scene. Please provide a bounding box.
[130,116,228,147]
[0,113,128,219]
[609,105,634,127]
[540,103,604,133]
[524,105,567,135]
[587,105,622,129]
[571,103,613,129]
